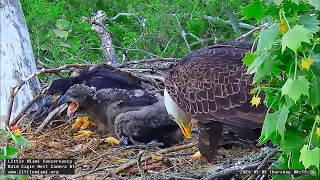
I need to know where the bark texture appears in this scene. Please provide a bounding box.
[0,0,40,129]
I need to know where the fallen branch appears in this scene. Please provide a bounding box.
[5,64,89,127]
[115,142,196,174]
[202,162,261,180]
[247,148,278,180]
[35,104,68,134]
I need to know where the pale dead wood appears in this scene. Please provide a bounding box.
[137,150,147,179]
[35,104,68,134]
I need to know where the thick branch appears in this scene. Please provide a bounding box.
[83,10,123,65]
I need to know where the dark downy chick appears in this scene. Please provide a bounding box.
[60,84,184,147]
[43,64,143,107]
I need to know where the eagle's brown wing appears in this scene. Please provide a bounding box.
[165,45,267,129]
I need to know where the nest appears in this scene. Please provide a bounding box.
[2,59,276,180]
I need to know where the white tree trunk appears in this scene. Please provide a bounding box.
[0,0,40,129]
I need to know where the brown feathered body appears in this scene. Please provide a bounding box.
[165,43,267,161]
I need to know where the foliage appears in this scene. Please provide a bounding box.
[20,0,252,71]
[0,127,30,180]
[242,0,320,179]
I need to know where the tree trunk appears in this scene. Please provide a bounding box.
[0,0,40,129]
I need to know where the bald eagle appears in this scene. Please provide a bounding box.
[163,42,267,162]
[58,84,184,147]
[43,64,143,107]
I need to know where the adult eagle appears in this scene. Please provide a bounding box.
[163,42,267,162]
[43,64,143,107]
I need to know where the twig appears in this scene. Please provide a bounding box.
[232,23,268,42]
[126,162,162,174]
[201,162,261,180]
[203,15,256,30]
[115,142,196,174]
[174,14,191,53]
[116,58,179,68]
[247,148,279,180]
[35,104,68,134]
[72,165,123,180]
[5,64,88,127]
[137,150,146,179]
[143,75,165,82]
[10,87,49,126]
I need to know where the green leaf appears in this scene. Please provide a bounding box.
[291,0,302,4]
[299,145,320,169]
[247,51,271,74]
[256,25,280,54]
[243,52,257,67]
[241,1,265,21]
[280,128,304,153]
[9,132,31,147]
[298,13,320,32]
[56,19,70,29]
[310,0,320,10]
[4,175,28,180]
[273,0,284,6]
[310,76,320,108]
[53,30,69,38]
[277,105,289,139]
[259,111,279,144]
[281,76,311,102]
[253,59,280,83]
[281,25,313,53]
[0,146,19,159]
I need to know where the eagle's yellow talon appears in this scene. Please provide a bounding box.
[105,137,120,145]
[190,150,202,158]
[71,117,96,130]
[73,130,94,139]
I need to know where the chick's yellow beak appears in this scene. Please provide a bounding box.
[52,94,61,103]
[178,123,192,138]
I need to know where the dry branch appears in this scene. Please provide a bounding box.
[115,142,196,174]
[247,148,279,180]
[5,63,89,127]
[232,23,268,42]
[9,87,49,127]
[116,58,179,68]
[82,10,124,65]
[35,104,68,134]
[137,150,146,179]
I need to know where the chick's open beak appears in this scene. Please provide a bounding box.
[67,102,78,117]
[178,123,192,138]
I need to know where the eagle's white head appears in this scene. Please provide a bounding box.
[164,88,192,138]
